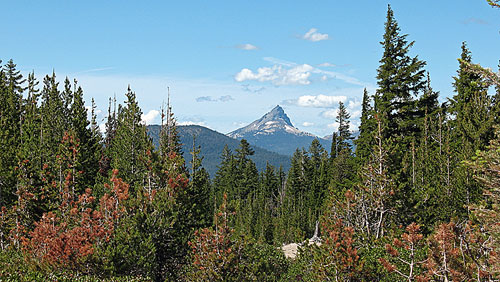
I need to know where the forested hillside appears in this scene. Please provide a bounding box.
[1,3,500,281]
[147,124,291,176]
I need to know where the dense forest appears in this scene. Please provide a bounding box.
[1,4,500,281]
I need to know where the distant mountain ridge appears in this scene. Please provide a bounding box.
[227,105,331,156]
[147,124,291,177]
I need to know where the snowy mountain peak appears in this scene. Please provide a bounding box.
[227,105,315,139]
[260,105,293,127]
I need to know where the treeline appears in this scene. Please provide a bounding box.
[1,4,500,281]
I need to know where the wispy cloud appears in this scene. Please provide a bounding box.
[317,62,352,68]
[241,84,266,93]
[302,28,329,42]
[321,109,339,119]
[235,43,258,50]
[196,96,213,102]
[302,121,314,127]
[462,17,489,25]
[75,67,114,75]
[318,62,336,67]
[196,95,234,102]
[219,95,233,102]
[235,64,314,86]
[263,57,295,67]
[284,95,347,108]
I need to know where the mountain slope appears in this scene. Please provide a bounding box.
[147,125,291,177]
[227,105,331,156]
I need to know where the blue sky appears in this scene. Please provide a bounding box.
[2,0,500,137]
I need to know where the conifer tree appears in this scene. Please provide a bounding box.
[188,135,212,231]
[448,42,493,218]
[98,97,117,179]
[335,101,353,153]
[40,72,66,168]
[214,145,236,205]
[0,60,25,207]
[330,101,356,197]
[69,80,100,193]
[375,4,426,168]
[375,5,428,226]
[110,86,153,194]
[355,88,375,162]
[449,42,493,152]
[235,139,258,201]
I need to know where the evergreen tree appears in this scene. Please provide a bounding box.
[330,102,356,199]
[40,72,66,168]
[69,80,100,193]
[355,88,375,162]
[375,5,428,226]
[335,101,353,153]
[110,86,153,194]
[0,60,25,207]
[235,139,258,201]
[374,4,426,167]
[449,42,493,153]
[214,145,236,205]
[187,135,212,231]
[375,4,426,133]
[98,97,117,179]
[448,42,493,218]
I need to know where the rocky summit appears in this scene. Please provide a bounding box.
[227,105,330,156]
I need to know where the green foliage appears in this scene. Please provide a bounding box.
[2,4,500,279]
[0,60,25,207]
[109,87,154,194]
[355,88,375,162]
[186,196,288,281]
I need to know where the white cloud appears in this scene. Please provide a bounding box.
[321,109,339,119]
[235,64,314,86]
[327,122,339,131]
[141,109,159,125]
[302,121,314,127]
[237,57,369,87]
[320,100,362,119]
[236,43,258,50]
[178,121,207,127]
[99,123,106,133]
[348,100,361,109]
[351,110,362,119]
[303,28,329,42]
[296,95,347,108]
[328,121,358,132]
